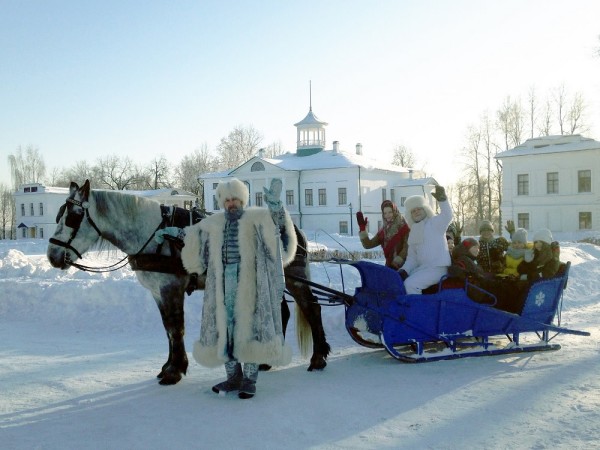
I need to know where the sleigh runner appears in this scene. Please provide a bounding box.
[292,260,589,362]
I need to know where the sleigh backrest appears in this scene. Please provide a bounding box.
[520,261,570,324]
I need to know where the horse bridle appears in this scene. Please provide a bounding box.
[49,196,160,273]
[49,197,102,260]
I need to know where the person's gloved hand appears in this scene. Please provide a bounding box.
[264,178,283,209]
[431,185,447,202]
[264,179,285,226]
[356,211,368,232]
[186,273,198,296]
[505,220,515,236]
[398,269,408,281]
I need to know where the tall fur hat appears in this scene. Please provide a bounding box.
[533,228,553,245]
[512,228,528,244]
[403,195,434,227]
[216,178,249,209]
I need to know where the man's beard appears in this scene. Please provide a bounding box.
[225,206,244,220]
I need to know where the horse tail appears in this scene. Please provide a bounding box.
[295,303,313,359]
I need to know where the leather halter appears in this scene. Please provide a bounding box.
[49,198,102,260]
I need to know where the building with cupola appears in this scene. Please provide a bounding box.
[199,103,437,236]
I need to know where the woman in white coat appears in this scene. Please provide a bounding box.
[398,186,453,295]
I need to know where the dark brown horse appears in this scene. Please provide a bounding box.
[47,180,330,385]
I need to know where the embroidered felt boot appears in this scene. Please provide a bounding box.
[212,361,242,394]
[238,363,259,399]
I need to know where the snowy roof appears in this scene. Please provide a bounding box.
[496,135,600,159]
[122,188,197,198]
[266,149,413,172]
[200,148,415,179]
[294,109,328,127]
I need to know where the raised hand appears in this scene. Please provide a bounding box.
[356,211,368,232]
[505,220,515,236]
[431,185,447,202]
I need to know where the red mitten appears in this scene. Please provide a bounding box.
[356,211,368,232]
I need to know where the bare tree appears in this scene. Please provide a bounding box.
[95,155,139,190]
[461,125,485,223]
[263,140,286,158]
[7,145,47,189]
[568,91,587,135]
[527,86,537,139]
[143,155,172,190]
[538,98,553,136]
[0,183,15,239]
[391,144,417,167]
[216,125,263,170]
[173,144,217,207]
[554,84,567,135]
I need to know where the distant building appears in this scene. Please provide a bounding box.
[13,183,198,240]
[199,105,437,235]
[496,134,600,233]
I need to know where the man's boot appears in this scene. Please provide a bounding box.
[238,363,259,399]
[212,361,242,394]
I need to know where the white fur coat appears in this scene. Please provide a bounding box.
[181,207,297,368]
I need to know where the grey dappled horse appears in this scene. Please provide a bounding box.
[47,180,330,385]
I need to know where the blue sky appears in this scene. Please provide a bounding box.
[2,0,599,187]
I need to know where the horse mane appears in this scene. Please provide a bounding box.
[89,189,160,255]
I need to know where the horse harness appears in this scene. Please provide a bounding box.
[128,205,205,275]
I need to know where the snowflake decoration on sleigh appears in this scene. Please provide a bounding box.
[535,291,546,307]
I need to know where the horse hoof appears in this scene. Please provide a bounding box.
[259,364,272,371]
[158,371,183,385]
[307,358,327,371]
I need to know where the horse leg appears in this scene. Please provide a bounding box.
[154,284,188,385]
[285,265,331,371]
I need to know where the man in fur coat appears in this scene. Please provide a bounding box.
[181,178,297,399]
[398,186,453,295]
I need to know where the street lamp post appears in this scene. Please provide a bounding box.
[349,202,353,236]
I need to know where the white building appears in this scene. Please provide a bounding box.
[496,134,600,233]
[199,106,437,235]
[13,183,198,240]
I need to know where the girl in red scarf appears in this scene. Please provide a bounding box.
[356,200,410,269]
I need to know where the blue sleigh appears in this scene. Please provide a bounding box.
[299,260,590,362]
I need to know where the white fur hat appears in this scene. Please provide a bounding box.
[404,195,434,227]
[533,228,553,245]
[512,228,528,244]
[216,178,249,209]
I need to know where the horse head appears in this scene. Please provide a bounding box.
[47,180,102,269]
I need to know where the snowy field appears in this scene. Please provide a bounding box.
[1,232,599,450]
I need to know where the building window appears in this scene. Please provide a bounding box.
[22,227,26,238]
[400,197,406,207]
[30,203,34,215]
[339,221,348,234]
[31,186,37,192]
[250,162,265,172]
[546,172,559,194]
[21,204,25,216]
[39,202,44,215]
[286,190,294,206]
[40,228,44,239]
[517,213,529,229]
[578,170,591,193]
[318,188,326,206]
[255,192,263,207]
[213,182,218,189]
[579,212,592,230]
[517,174,529,195]
[390,189,395,203]
[24,187,30,193]
[382,188,387,202]
[212,195,219,210]
[305,189,313,206]
[338,187,347,205]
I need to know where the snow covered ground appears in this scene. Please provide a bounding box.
[1,232,599,450]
